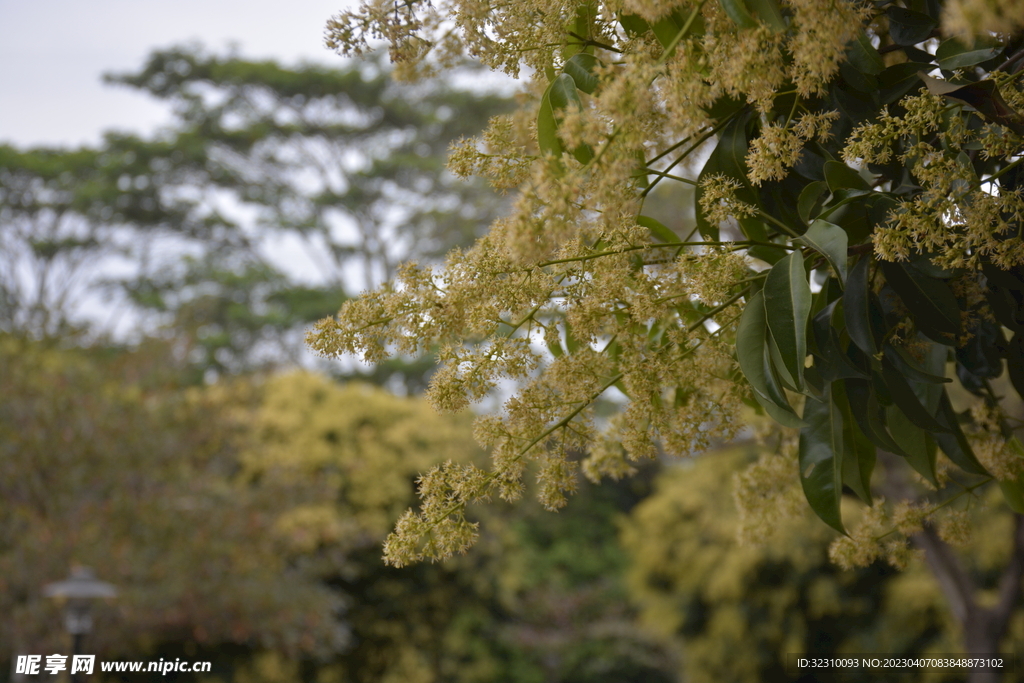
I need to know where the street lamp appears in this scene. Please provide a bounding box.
[43,567,117,681]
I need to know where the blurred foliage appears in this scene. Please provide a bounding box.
[0,337,343,664]
[0,344,679,682]
[621,445,1024,683]
[0,46,509,385]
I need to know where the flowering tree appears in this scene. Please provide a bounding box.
[311,0,1024,650]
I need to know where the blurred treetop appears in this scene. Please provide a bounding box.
[0,46,509,381]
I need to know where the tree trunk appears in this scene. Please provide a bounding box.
[878,452,1024,683]
[913,514,1024,683]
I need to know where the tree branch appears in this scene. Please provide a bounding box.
[912,523,977,624]
[990,513,1024,637]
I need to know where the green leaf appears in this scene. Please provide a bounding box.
[844,255,877,356]
[549,72,583,111]
[617,13,649,37]
[798,181,828,224]
[651,12,690,53]
[797,219,849,287]
[768,331,801,392]
[564,53,601,95]
[835,381,874,504]
[764,252,812,391]
[908,252,959,279]
[845,31,885,75]
[880,260,961,341]
[540,74,594,165]
[918,74,1024,136]
[844,378,906,455]
[800,386,845,533]
[636,215,678,243]
[546,335,565,358]
[753,388,808,428]
[824,160,870,192]
[936,38,1002,70]
[882,344,950,384]
[933,391,989,476]
[887,7,936,46]
[718,0,757,28]
[887,405,938,486]
[562,2,597,60]
[880,357,950,433]
[736,290,805,426]
[696,112,753,240]
[537,90,564,158]
[879,62,928,104]
[811,301,869,383]
[747,0,787,31]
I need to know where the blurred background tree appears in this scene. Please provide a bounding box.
[0,45,509,385]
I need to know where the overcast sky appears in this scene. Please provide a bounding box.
[0,0,349,148]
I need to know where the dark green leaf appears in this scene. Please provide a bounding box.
[651,12,693,54]
[617,13,650,37]
[880,260,961,341]
[845,31,885,75]
[887,405,938,486]
[880,357,950,433]
[919,74,1024,136]
[696,111,754,240]
[812,301,870,382]
[999,477,1024,514]
[882,344,951,384]
[799,385,845,533]
[797,219,849,286]
[824,160,870,192]
[933,391,989,475]
[541,74,594,165]
[908,252,958,279]
[768,331,801,392]
[844,255,877,356]
[1008,332,1024,399]
[936,38,1002,70]
[998,446,1024,513]
[764,252,812,390]
[736,290,805,426]
[887,7,936,46]
[797,181,828,224]
[549,73,583,111]
[878,62,927,104]
[835,381,874,504]
[614,13,647,35]
[955,319,1004,379]
[844,378,906,455]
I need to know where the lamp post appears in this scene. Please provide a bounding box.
[43,567,117,683]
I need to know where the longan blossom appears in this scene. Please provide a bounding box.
[448,115,534,191]
[699,174,758,225]
[845,90,1024,269]
[318,0,1021,566]
[747,111,839,185]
